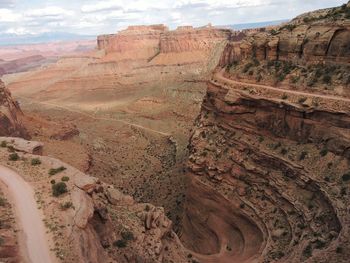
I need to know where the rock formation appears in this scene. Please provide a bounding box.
[97,24,232,60]
[219,4,350,66]
[0,80,29,138]
[181,2,350,263]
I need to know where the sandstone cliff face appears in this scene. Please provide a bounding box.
[181,79,350,262]
[219,11,350,66]
[0,80,29,138]
[97,24,231,60]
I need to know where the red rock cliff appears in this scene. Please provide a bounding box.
[0,80,29,138]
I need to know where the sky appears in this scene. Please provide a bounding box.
[0,0,347,36]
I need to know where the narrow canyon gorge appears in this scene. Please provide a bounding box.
[0,2,350,263]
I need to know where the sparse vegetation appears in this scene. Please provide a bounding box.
[61,176,70,182]
[281,94,288,100]
[0,141,7,147]
[319,148,328,157]
[298,97,307,104]
[299,151,308,160]
[31,158,42,166]
[342,172,350,182]
[303,244,312,259]
[49,166,67,176]
[60,201,73,210]
[52,182,68,197]
[8,153,19,161]
[113,239,127,248]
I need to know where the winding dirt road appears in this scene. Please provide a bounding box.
[0,165,54,263]
[18,97,171,137]
[214,69,350,103]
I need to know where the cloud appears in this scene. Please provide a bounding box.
[0,8,21,22]
[0,0,14,8]
[81,1,123,13]
[0,0,347,37]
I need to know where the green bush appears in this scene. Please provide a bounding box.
[31,158,41,166]
[319,148,328,157]
[121,230,134,241]
[0,197,5,206]
[322,74,331,84]
[113,239,127,248]
[299,151,308,160]
[298,97,307,104]
[9,153,19,161]
[52,182,68,197]
[0,141,7,147]
[61,176,70,182]
[281,94,288,100]
[342,172,350,182]
[242,63,253,73]
[60,201,73,210]
[49,166,66,176]
[7,145,15,152]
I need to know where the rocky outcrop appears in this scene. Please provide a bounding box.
[97,24,232,59]
[159,25,232,53]
[0,80,29,138]
[219,3,350,66]
[181,80,350,262]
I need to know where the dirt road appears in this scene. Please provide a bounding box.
[214,69,350,103]
[0,165,54,263]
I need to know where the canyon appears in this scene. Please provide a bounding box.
[0,2,350,263]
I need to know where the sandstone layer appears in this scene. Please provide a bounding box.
[0,80,29,138]
[181,2,350,263]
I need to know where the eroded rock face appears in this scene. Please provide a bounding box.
[97,24,231,58]
[219,6,350,66]
[0,80,29,138]
[181,81,350,262]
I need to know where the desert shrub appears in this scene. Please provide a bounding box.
[270,29,278,35]
[113,239,127,248]
[145,205,150,211]
[242,63,253,73]
[0,141,7,147]
[277,73,286,82]
[298,97,307,103]
[324,176,330,182]
[31,158,41,166]
[61,176,70,182]
[248,70,254,76]
[299,151,308,160]
[52,182,67,197]
[336,246,343,253]
[50,180,56,185]
[322,74,331,84]
[7,146,15,152]
[307,78,317,87]
[121,230,134,241]
[60,201,73,210]
[291,76,300,84]
[281,148,288,155]
[0,197,5,206]
[281,94,288,100]
[342,172,350,182]
[49,166,66,176]
[9,153,19,161]
[319,148,328,157]
[258,136,264,143]
[303,244,312,258]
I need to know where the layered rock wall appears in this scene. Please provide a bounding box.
[0,80,29,138]
[181,80,350,262]
[219,18,350,66]
[97,24,232,57]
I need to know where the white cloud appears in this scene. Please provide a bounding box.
[0,8,21,22]
[81,1,123,13]
[24,6,74,18]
